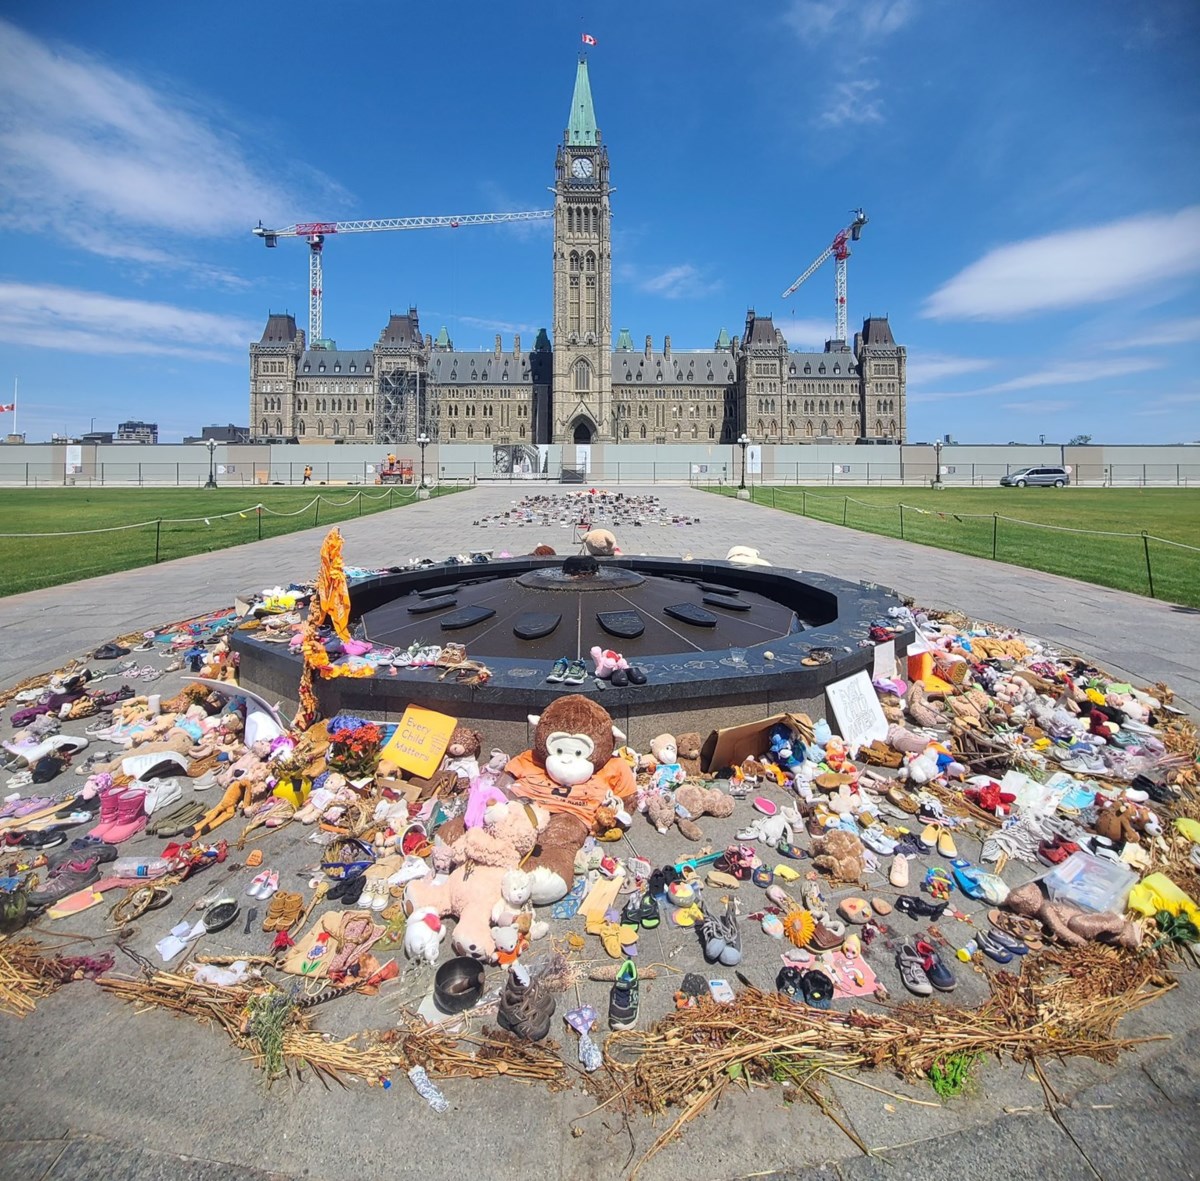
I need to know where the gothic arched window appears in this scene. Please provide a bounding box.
[574,359,591,391]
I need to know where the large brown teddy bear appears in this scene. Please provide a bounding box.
[405,798,547,962]
[503,695,636,904]
[811,829,866,883]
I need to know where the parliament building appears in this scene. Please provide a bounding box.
[249,60,906,449]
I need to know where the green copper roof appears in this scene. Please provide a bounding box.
[567,56,598,145]
[716,327,731,349]
[615,327,634,351]
[434,325,452,349]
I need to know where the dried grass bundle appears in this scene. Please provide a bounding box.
[601,945,1174,1175]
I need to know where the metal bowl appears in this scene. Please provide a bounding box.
[433,956,485,1014]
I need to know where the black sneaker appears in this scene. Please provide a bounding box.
[608,959,639,1030]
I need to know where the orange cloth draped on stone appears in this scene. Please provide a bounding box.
[505,751,636,828]
[298,529,372,683]
[315,529,351,642]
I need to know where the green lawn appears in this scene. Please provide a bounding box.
[0,485,462,597]
[707,486,1200,607]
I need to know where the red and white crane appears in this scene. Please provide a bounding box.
[253,210,554,342]
[781,209,868,344]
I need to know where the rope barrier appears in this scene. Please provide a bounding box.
[0,486,423,538]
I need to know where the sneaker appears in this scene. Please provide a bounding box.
[608,959,639,1030]
[27,857,101,907]
[699,905,726,961]
[718,898,742,966]
[497,963,555,1041]
[896,943,933,996]
[563,659,588,686]
[914,939,956,990]
[47,838,118,870]
[546,657,569,684]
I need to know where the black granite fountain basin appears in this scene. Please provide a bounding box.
[231,556,913,751]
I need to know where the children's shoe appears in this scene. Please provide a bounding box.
[896,942,933,996]
[564,659,588,686]
[699,905,726,960]
[608,959,639,1030]
[915,939,956,990]
[718,898,742,966]
[247,870,271,897]
[546,657,569,684]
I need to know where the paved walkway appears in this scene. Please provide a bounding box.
[2,484,1199,1179]
[4,484,1197,711]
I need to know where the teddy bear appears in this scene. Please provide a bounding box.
[643,733,685,790]
[404,798,548,962]
[904,682,946,728]
[1094,799,1142,847]
[581,528,619,556]
[502,694,636,903]
[811,829,865,883]
[441,725,483,785]
[648,782,734,841]
[590,646,629,680]
[675,732,706,778]
[1004,881,1142,950]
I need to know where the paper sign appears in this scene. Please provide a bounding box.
[825,670,888,751]
[872,639,897,682]
[379,705,457,779]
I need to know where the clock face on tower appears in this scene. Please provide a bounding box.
[570,156,594,180]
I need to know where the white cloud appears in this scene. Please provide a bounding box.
[1102,315,1200,350]
[908,357,1163,403]
[774,318,838,348]
[922,206,1200,321]
[0,282,255,361]
[905,353,994,387]
[460,315,542,335]
[637,264,721,300]
[0,18,345,271]
[986,357,1161,393]
[784,0,917,40]
[818,78,884,127]
[1002,399,1078,414]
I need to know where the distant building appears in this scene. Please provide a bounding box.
[184,424,251,444]
[248,60,906,446]
[81,432,114,445]
[116,421,158,444]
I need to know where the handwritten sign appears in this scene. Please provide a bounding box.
[379,705,458,779]
[825,670,888,752]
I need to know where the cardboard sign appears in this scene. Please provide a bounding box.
[872,639,897,682]
[379,705,458,779]
[825,670,888,751]
[700,712,814,773]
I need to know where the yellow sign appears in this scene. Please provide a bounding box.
[380,706,458,779]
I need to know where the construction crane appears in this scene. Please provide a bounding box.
[253,210,554,342]
[781,209,868,343]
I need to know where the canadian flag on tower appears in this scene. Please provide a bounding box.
[581,33,597,46]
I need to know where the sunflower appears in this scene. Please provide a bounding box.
[782,907,815,949]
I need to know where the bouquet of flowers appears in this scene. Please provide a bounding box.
[326,717,384,778]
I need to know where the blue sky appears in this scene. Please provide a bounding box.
[1,0,1198,443]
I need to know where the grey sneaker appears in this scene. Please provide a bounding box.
[896,942,933,996]
[563,659,588,686]
[699,905,726,962]
[718,898,743,967]
[27,857,101,907]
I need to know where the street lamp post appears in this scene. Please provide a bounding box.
[417,433,431,499]
[737,433,751,500]
[933,439,943,490]
[204,438,218,489]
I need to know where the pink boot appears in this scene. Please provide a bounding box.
[104,790,148,844]
[88,787,123,841]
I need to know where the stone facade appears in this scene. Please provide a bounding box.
[248,61,905,447]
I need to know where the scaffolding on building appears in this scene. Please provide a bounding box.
[377,366,436,444]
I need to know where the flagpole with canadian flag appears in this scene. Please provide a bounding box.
[0,378,14,436]
[581,33,596,46]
